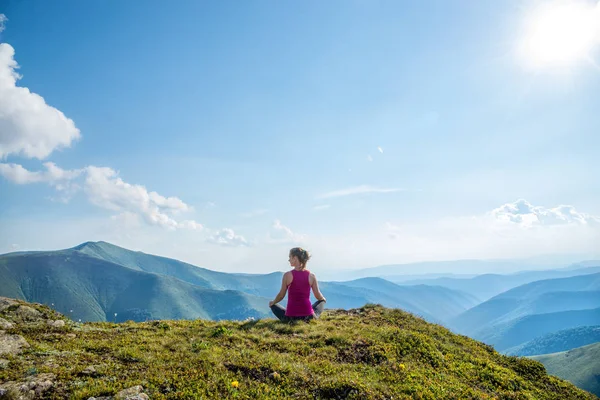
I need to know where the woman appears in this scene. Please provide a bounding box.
[269,247,326,322]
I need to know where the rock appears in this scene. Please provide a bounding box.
[116,385,144,399]
[34,380,53,396]
[0,297,18,313]
[0,359,9,369]
[125,395,148,400]
[66,333,77,338]
[81,366,98,376]
[0,373,55,400]
[0,331,30,356]
[46,320,65,328]
[14,305,42,321]
[0,317,13,329]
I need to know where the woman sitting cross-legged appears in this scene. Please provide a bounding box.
[269,247,326,322]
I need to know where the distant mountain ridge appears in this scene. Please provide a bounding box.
[451,273,600,341]
[0,241,479,323]
[505,326,600,356]
[393,265,600,301]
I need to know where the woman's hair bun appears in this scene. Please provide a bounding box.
[290,247,311,267]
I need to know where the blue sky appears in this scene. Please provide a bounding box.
[1,0,599,274]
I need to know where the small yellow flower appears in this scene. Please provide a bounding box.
[231,380,239,388]
[399,363,406,370]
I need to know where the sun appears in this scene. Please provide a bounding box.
[518,0,600,70]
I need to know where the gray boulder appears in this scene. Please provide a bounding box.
[0,317,13,329]
[0,331,30,356]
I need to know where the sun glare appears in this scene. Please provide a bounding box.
[519,0,600,70]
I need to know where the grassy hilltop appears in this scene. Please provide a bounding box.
[0,297,596,400]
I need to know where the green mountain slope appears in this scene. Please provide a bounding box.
[0,251,270,322]
[0,298,596,399]
[532,342,600,397]
[74,241,283,297]
[506,326,600,356]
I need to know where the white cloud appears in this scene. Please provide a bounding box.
[490,199,600,228]
[84,166,198,229]
[0,44,80,160]
[0,14,7,33]
[0,162,83,202]
[268,220,306,244]
[377,146,384,154]
[0,163,202,230]
[366,155,373,162]
[207,228,250,247]
[374,199,600,267]
[317,185,403,199]
[313,204,331,211]
[0,162,82,184]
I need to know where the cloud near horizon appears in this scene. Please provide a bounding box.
[268,220,306,244]
[381,199,600,265]
[0,43,81,160]
[207,228,250,247]
[490,199,600,227]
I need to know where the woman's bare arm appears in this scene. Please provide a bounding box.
[269,272,291,306]
[310,273,326,301]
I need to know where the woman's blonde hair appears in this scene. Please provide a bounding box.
[289,247,311,269]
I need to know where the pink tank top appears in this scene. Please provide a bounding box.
[285,269,314,317]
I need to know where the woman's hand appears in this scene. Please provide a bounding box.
[269,300,275,307]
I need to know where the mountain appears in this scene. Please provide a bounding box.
[0,251,271,322]
[0,298,595,399]
[327,277,479,321]
[342,259,530,281]
[532,342,600,397]
[451,273,600,342]
[505,326,600,356]
[73,241,283,297]
[0,241,482,324]
[475,308,600,351]
[393,265,600,302]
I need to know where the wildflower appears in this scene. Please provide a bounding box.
[269,371,280,380]
[399,363,406,370]
[231,380,239,388]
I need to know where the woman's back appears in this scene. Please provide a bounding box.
[286,269,313,317]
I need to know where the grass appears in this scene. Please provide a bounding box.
[0,300,597,399]
[531,342,600,397]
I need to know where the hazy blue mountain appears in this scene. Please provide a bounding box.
[392,266,600,301]
[477,307,600,351]
[451,273,600,336]
[0,251,271,322]
[531,342,600,397]
[505,326,600,356]
[342,260,529,281]
[0,241,483,324]
[333,277,479,321]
